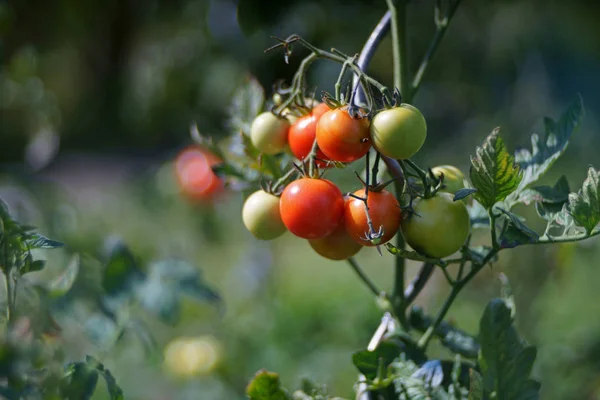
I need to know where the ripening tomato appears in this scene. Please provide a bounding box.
[288,104,332,167]
[431,165,466,194]
[344,189,401,246]
[175,147,223,201]
[242,190,287,240]
[308,209,363,260]
[250,112,290,154]
[279,178,344,239]
[316,107,371,163]
[400,192,470,258]
[370,104,427,159]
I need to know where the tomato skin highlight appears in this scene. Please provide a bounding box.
[400,192,470,258]
[370,104,427,160]
[250,112,290,155]
[175,147,224,201]
[279,178,344,239]
[309,215,362,260]
[344,189,401,246]
[242,190,287,240]
[431,165,466,194]
[316,107,371,163]
[288,104,332,167]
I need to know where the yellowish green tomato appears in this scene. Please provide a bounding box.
[242,190,287,240]
[431,165,466,194]
[370,103,427,159]
[400,192,470,258]
[250,112,290,154]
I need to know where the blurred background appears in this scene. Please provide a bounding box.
[1,0,600,398]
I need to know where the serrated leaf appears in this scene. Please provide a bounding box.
[227,76,265,136]
[478,298,540,399]
[518,175,570,206]
[97,366,125,400]
[498,209,539,248]
[352,341,403,380]
[392,358,452,399]
[568,166,600,234]
[470,129,522,209]
[454,188,477,202]
[25,233,64,249]
[47,254,79,297]
[412,360,444,389]
[60,362,99,400]
[513,96,583,193]
[246,369,289,400]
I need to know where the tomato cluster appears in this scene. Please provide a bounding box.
[240,102,471,261]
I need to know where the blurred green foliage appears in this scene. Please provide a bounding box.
[1,0,600,399]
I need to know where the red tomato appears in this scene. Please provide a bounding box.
[288,104,332,167]
[279,178,344,239]
[316,107,371,163]
[308,204,363,260]
[344,189,401,246]
[175,147,223,201]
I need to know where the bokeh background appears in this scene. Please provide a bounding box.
[1,0,600,398]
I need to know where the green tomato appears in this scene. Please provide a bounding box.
[242,190,287,240]
[370,104,427,159]
[431,165,466,194]
[250,112,290,155]
[400,192,470,258]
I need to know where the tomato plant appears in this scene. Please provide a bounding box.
[242,190,287,240]
[316,107,371,163]
[279,178,344,239]
[250,111,290,154]
[288,103,331,167]
[345,188,401,247]
[174,146,223,201]
[370,104,427,160]
[431,165,466,194]
[400,192,470,258]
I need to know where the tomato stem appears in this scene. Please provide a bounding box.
[346,257,382,297]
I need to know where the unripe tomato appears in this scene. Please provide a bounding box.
[316,107,371,163]
[250,112,290,154]
[431,165,466,194]
[288,103,332,167]
[370,104,427,159]
[400,192,470,258]
[344,189,401,246]
[174,146,223,201]
[309,210,363,260]
[242,190,287,240]
[280,178,344,239]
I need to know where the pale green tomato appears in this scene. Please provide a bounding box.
[250,112,290,154]
[431,165,466,194]
[400,192,470,258]
[242,190,287,240]
[370,104,427,159]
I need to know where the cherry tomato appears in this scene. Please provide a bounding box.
[242,190,287,240]
[250,112,290,154]
[309,214,362,260]
[370,104,427,159]
[279,178,344,239]
[288,104,332,167]
[344,189,401,246]
[316,107,371,163]
[431,165,466,194]
[174,147,223,201]
[400,192,470,258]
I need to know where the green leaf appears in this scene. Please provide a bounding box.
[454,188,477,202]
[246,369,290,400]
[470,128,522,209]
[513,95,584,193]
[518,175,570,206]
[498,209,539,248]
[47,254,79,297]
[352,341,403,380]
[468,369,483,400]
[478,298,540,399]
[227,76,265,136]
[391,357,453,399]
[102,240,144,297]
[22,259,45,275]
[60,362,99,400]
[25,233,64,249]
[568,166,600,234]
[97,366,124,400]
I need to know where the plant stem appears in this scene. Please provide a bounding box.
[4,271,14,324]
[347,257,381,297]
